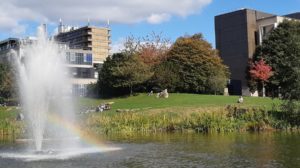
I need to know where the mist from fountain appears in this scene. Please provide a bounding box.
[15,26,77,151]
[0,26,121,161]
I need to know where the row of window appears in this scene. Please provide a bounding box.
[0,43,18,52]
[72,84,87,97]
[70,67,95,78]
[66,52,93,65]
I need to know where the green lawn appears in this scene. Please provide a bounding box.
[0,106,20,130]
[0,94,286,134]
[0,107,18,120]
[77,93,281,112]
[81,94,288,133]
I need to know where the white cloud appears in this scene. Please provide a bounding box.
[111,38,126,54]
[147,13,171,24]
[12,24,28,35]
[0,0,212,35]
[0,1,45,33]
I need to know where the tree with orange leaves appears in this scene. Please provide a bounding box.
[249,59,273,97]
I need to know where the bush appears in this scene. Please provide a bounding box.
[281,101,300,127]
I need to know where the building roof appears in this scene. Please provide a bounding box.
[0,38,19,45]
[284,12,300,20]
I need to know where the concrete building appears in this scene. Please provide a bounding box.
[0,21,110,97]
[0,38,98,97]
[54,22,111,96]
[0,38,19,62]
[65,49,97,96]
[55,20,111,65]
[0,37,37,62]
[215,9,299,96]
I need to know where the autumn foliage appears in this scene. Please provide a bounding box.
[250,59,273,82]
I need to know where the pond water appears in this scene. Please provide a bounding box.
[0,132,299,168]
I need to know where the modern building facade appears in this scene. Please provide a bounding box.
[0,37,99,97]
[0,37,37,62]
[55,20,111,65]
[215,9,299,96]
[54,22,111,96]
[65,49,97,96]
[0,38,19,62]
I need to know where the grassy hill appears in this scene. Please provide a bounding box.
[78,94,289,133]
[78,93,281,113]
[0,94,285,135]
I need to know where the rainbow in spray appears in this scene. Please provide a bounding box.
[46,112,114,149]
[11,25,121,159]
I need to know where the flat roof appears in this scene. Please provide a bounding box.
[0,38,19,45]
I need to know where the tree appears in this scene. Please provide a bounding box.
[111,54,153,95]
[207,67,229,95]
[150,61,180,92]
[138,32,171,66]
[122,35,141,56]
[0,63,15,101]
[249,59,273,97]
[122,32,171,66]
[253,20,300,100]
[98,53,153,97]
[246,59,258,94]
[160,33,229,93]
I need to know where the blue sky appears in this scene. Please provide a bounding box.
[0,0,300,49]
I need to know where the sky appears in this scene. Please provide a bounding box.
[0,0,300,51]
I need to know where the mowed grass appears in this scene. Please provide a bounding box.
[77,93,281,113]
[0,107,18,121]
[0,107,21,130]
[82,94,287,133]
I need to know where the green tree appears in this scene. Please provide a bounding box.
[98,53,153,96]
[160,33,229,93]
[111,54,153,95]
[206,67,229,95]
[150,61,180,92]
[253,20,300,126]
[0,63,15,101]
[253,20,300,100]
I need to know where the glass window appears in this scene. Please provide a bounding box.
[70,52,75,62]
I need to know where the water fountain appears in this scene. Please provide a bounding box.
[0,26,120,161]
[16,26,79,152]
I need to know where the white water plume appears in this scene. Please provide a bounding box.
[15,26,76,151]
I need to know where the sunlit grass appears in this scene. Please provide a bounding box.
[78,93,281,114]
[78,94,285,133]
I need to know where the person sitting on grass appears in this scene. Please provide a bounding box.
[148,90,153,96]
[237,96,243,103]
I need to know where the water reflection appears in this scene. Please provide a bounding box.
[0,132,299,168]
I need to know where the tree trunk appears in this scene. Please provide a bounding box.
[262,81,265,97]
[130,85,133,96]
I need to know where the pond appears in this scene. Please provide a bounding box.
[0,132,299,168]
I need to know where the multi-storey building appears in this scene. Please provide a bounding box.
[215,9,300,96]
[54,21,111,96]
[0,37,37,62]
[55,20,111,65]
[65,49,97,96]
[0,38,19,62]
[0,37,98,97]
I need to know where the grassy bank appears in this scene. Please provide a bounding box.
[0,94,291,137]
[78,93,280,112]
[79,94,291,134]
[85,105,291,134]
[0,107,23,139]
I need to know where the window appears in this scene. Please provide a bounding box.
[66,52,70,61]
[85,54,93,63]
[70,52,75,62]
